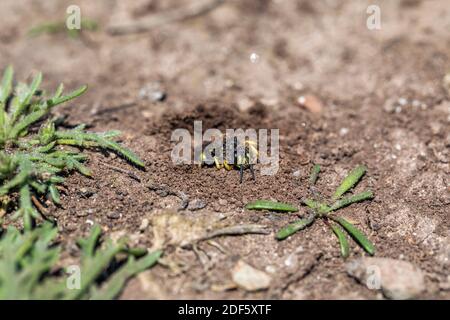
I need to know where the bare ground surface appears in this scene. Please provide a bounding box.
[0,0,449,299]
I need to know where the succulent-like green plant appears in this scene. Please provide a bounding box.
[0,66,144,229]
[0,222,161,299]
[246,165,375,258]
[278,165,375,257]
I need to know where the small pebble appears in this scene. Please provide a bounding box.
[398,98,408,106]
[78,188,95,198]
[188,199,207,211]
[64,222,77,231]
[383,99,396,113]
[139,83,167,102]
[237,97,255,112]
[250,53,260,64]
[76,208,94,217]
[139,218,149,231]
[232,260,271,291]
[265,265,277,274]
[297,94,323,113]
[339,127,349,136]
[284,253,298,268]
[218,199,228,206]
[107,211,121,219]
[412,99,421,108]
[346,257,425,300]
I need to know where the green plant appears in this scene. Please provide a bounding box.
[245,200,298,212]
[28,19,98,38]
[246,165,375,258]
[0,66,144,229]
[0,222,161,299]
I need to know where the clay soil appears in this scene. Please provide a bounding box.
[0,0,449,299]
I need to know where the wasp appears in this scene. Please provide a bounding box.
[197,135,258,183]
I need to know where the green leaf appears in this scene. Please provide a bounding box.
[0,224,161,299]
[9,109,47,139]
[70,159,92,177]
[55,130,145,168]
[245,200,298,212]
[328,190,374,212]
[89,250,162,300]
[0,222,59,299]
[0,165,30,195]
[329,223,349,258]
[276,214,316,240]
[0,68,144,228]
[28,22,64,37]
[52,84,64,100]
[101,139,145,168]
[48,85,87,107]
[48,184,61,204]
[332,216,375,255]
[0,65,14,104]
[302,198,330,215]
[22,72,42,106]
[309,164,320,185]
[77,224,102,258]
[332,165,366,200]
[18,184,41,230]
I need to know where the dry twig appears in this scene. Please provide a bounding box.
[108,0,225,35]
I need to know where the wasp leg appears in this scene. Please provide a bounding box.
[214,156,223,169]
[239,165,244,184]
[198,152,206,168]
[249,164,255,181]
[223,160,232,171]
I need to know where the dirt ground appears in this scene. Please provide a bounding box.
[0,0,449,299]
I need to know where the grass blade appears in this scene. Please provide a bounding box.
[332,165,366,200]
[276,214,316,240]
[329,223,349,258]
[245,200,298,212]
[332,216,375,255]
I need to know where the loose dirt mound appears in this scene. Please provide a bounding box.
[1,0,448,299]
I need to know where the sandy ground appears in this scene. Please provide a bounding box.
[0,0,449,299]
